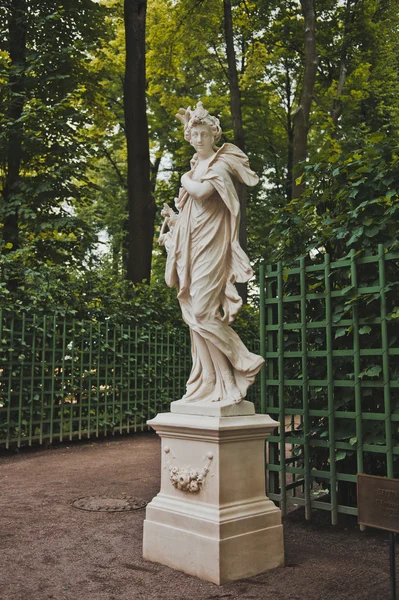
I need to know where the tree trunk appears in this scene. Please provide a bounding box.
[2,0,27,255]
[330,0,356,127]
[223,0,248,303]
[150,154,162,196]
[285,59,294,203]
[124,0,155,284]
[291,0,318,200]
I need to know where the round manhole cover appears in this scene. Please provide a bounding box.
[71,495,147,512]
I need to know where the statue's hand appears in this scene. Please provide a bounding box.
[161,203,174,218]
[161,203,178,229]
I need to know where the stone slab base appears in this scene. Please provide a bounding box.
[143,518,283,584]
[171,399,255,417]
[142,411,284,585]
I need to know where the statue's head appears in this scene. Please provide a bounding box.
[176,102,222,151]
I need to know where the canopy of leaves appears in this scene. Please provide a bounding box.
[0,0,398,324]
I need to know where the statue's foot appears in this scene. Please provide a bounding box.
[222,371,243,404]
[180,396,199,404]
[229,388,242,403]
[181,371,216,403]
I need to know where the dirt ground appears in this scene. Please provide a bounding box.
[1,434,397,600]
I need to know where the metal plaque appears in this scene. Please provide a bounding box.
[358,474,399,533]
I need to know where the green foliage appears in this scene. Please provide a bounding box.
[0,0,114,275]
[3,0,399,295]
[271,131,399,260]
[142,0,399,268]
[0,246,184,328]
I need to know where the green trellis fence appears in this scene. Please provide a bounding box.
[0,312,260,448]
[0,315,192,448]
[260,245,399,523]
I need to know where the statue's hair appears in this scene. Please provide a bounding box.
[176,102,222,149]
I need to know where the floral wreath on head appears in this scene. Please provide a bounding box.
[176,101,222,149]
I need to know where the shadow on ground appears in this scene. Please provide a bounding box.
[1,434,396,600]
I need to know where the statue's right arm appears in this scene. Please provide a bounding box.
[181,173,214,203]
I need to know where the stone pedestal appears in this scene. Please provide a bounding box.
[142,409,284,584]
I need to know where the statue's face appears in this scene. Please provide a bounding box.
[190,124,214,155]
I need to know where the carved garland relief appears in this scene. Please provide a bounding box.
[163,446,214,493]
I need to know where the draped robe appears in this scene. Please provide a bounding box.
[165,143,264,402]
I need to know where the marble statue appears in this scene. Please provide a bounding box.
[159,102,264,405]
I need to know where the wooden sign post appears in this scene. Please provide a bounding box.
[357,474,399,600]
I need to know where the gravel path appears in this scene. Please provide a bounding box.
[0,434,396,600]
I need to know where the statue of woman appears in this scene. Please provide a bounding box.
[159,102,264,405]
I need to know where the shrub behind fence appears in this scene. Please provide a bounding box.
[0,314,192,448]
[0,312,261,448]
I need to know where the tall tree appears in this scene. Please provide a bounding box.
[0,0,110,290]
[223,0,248,302]
[329,0,356,127]
[291,0,317,199]
[124,0,155,284]
[2,0,27,258]
[142,0,399,268]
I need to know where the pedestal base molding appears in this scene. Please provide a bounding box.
[143,411,284,585]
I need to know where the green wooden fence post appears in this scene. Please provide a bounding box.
[60,317,67,442]
[350,250,364,475]
[49,315,56,444]
[277,261,286,516]
[87,321,93,439]
[266,263,278,498]
[300,256,311,520]
[154,327,158,417]
[126,324,132,434]
[379,244,393,478]
[260,262,266,414]
[134,326,138,432]
[111,324,117,435]
[40,315,47,445]
[119,324,124,435]
[104,320,109,436]
[325,254,338,525]
[69,317,76,441]
[6,315,15,449]
[17,313,26,447]
[96,321,101,438]
[160,328,164,413]
[29,314,37,446]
